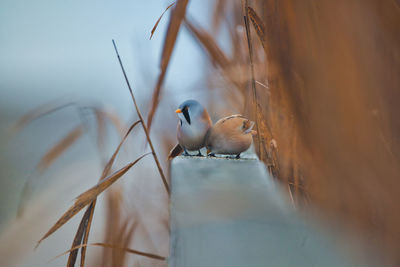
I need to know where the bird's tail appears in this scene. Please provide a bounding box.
[243,120,256,134]
[167,143,183,160]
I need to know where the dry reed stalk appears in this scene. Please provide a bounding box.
[150,2,176,40]
[147,0,189,132]
[242,0,262,160]
[214,1,400,263]
[112,40,170,196]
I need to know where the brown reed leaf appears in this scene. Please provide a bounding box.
[247,6,266,52]
[150,2,176,40]
[66,202,93,267]
[37,125,84,173]
[36,153,151,247]
[147,0,189,132]
[78,202,94,267]
[68,120,141,267]
[55,242,166,261]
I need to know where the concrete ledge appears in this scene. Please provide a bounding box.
[169,155,359,267]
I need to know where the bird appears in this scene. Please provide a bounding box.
[168,100,212,159]
[205,114,256,159]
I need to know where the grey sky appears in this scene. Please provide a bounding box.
[0,0,212,117]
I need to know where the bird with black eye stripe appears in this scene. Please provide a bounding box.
[172,100,212,157]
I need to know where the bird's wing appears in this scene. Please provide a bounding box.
[215,114,244,125]
[243,120,255,134]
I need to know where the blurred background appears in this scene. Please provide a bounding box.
[1,0,400,266]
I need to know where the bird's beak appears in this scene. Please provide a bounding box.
[175,109,182,113]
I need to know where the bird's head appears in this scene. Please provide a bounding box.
[175,99,205,125]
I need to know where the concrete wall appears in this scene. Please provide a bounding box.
[169,155,361,267]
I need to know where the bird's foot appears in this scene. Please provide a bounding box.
[196,150,203,157]
[236,153,241,159]
[182,149,191,156]
[207,153,216,157]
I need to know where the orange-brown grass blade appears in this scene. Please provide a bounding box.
[247,6,266,52]
[167,143,183,160]
[36,152,151,247]
[67,120,141,267]
[150,2,176,40]
[184,18,230,68]
[54,243,166,261]
[11,102,76,133]
[184,17,245,102]
[37,125,84,173]
[147,0,189,132]
[211,0,227,34]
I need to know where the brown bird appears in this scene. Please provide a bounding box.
[206,114,256,159]
[168,100,212,159]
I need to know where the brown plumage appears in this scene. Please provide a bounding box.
[206,114,256,158]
